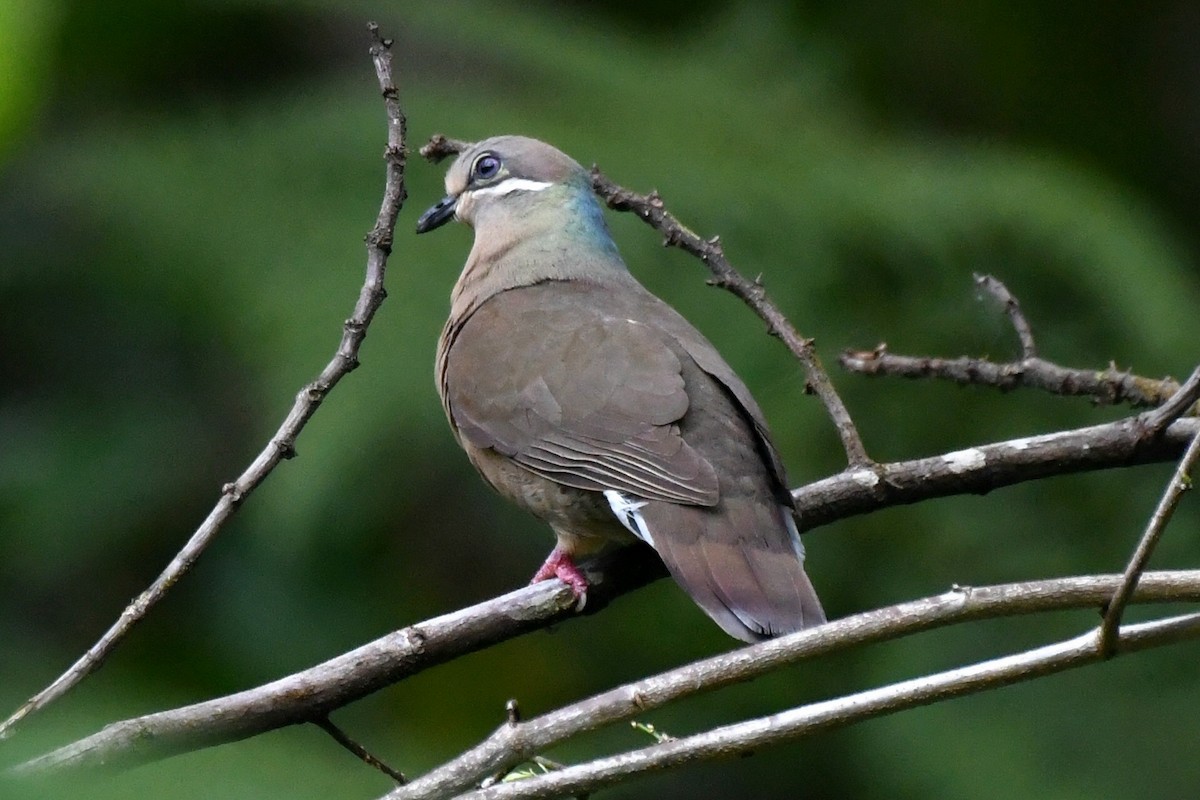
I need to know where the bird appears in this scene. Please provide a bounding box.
[416,135,825,642]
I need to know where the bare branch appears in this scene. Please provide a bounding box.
[315,716,407,785]
[0,24,408,742]
[840,272,1197,416]
[839,347,1185,410]
[792,417,1198,530]
[1099,425,1200,655]
[421,134,470,163]
[14,410,1199,774]
[11,550,664,775]
[973,273,1038,359]
[587,169,871,467]
[385,573,1200,800]
[1141,365,1200,434]
[416,134,871,467]
[447,612,1200,800]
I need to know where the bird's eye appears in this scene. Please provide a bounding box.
[472,153,501,181]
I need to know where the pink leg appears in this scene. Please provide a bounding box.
[530,545,589,603]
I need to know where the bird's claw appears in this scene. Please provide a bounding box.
[530,547,589,611]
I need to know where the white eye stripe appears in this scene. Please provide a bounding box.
[469,177,553,199]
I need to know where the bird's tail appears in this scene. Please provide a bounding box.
[638,500,825,643]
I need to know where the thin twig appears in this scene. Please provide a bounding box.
[588,170,871,467]
[0,22,408,742]
[1099,427,1200,656]
[418,133,872,467]
[974,273,1038,359]
[840,274,1196,413]
[839,347,1185,410]
[315,716,407,784]
[420,134,470,162]
[448,612,1200,800]
[386,579,1200,800]
[1141,365,1200,434]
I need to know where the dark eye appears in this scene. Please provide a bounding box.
[472,153,501,181]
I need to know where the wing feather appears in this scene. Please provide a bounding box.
[443,286,719,506]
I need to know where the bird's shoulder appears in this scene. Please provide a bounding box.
[445,279,686,414]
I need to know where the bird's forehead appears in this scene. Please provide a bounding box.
[444,136,582,195]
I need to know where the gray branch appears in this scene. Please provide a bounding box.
[1099,422,1200,654]
[839,348,1187,411]
[12,551,663,775]
[447,611,1200,800]
[12,414,1198,775]
[385,572,1200,800]
[0,23,408,741]
[792,416,1198,529]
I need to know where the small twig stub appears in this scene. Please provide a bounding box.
[973,273,1038,360]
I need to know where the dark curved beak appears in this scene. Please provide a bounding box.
[416,195,458,234]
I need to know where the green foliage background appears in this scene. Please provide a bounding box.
[2,2,1198,798]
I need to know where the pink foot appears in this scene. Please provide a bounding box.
[530,546,589,609]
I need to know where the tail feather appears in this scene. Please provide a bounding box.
[639,501,825,642]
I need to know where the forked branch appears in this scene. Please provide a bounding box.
[839,275,1193,415]
[384,576,1200,800]
[18,571,1200,779]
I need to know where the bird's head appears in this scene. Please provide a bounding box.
[416,135,599,235]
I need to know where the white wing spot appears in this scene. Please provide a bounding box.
[604,490,653,548]
[782,506,806,560]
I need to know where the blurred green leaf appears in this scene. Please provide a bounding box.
[0,1,61,157]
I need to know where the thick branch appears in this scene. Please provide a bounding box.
[450,612,1200,800]
[0,24,408,741]
[386,573,1200,800]
[792,417,1198,529]
[24,571,1200,781]
[12,550,664,775]
[15,414,1198,774]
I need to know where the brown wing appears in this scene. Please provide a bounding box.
[441,283,720,506]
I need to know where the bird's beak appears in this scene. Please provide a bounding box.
[416,194,458,234]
